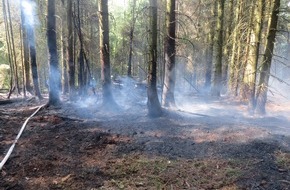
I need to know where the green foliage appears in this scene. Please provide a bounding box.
[109,0,149,76]
[0,64,10,88]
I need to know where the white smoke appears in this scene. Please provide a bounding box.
[21,0,38,27]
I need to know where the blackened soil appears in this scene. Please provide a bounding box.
[1,98,290,189]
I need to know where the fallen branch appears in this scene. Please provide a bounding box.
[183,77,199,93]
[0,104,45,170]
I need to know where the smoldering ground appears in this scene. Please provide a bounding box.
[62,70,290,141]
[2,72,290,189]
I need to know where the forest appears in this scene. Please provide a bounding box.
[0,0,289,115]
[1,0,290,189]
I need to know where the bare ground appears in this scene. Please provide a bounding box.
[1,93,290,190]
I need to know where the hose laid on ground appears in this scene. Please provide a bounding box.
[0,104,45,170]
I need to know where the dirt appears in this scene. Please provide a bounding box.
[1,93,290,190]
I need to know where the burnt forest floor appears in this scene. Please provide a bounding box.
[1,91,290,190]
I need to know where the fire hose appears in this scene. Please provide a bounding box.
[0,104,45,170]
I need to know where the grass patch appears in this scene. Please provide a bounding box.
[102,154,243,189]
[275,150,290,170]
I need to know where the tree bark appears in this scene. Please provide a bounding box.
[127,0,136,77]
[228,0,241,96]
[20,0,33,95]
[255,0,280,115]
[204,2,215,90]
[61,1,69,94]
[67,0,75,99]
[98,0,117,108]
[77,0,86,96]
[26,0,42,99]
[7,0,20,95]
[211,0,225,97]
[2,0,14,99]
[62,23,69,94]
[162,0,176,108]
[47,0,61,105]
[221,0,234,91]
[20,25,26,97]
[244,0,265,113]
[147,0,162,117]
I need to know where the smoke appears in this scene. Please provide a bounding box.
[21,0,38,27]
[111,76,147,109]
[74,76,146,107]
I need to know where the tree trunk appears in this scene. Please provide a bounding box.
[77,0,86,96]
[233,0,249,97]
[211,0,225,97]
[29,29,42,99]
[244,0,265,113]
[26,0,42,99]
[228,0,241,95]
[47,0,61,106]
[147,0,162,117]
[20,0,33,95]
[2,0,14,99]
[127,0,136,77]
[162,0,176,108]
[204,2,215,90]
[20,26,26,97]
[221,0,234,91]
[239,0,255,101]
[67,0,75,99]
[62,24,69,94]
[7,0,20,95]
[98,0,117,107]
[255,0,280,115]
[61,1,69,95]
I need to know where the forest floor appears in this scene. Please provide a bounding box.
[1,88,290,190]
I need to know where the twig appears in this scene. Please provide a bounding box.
[279,180,290,185]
